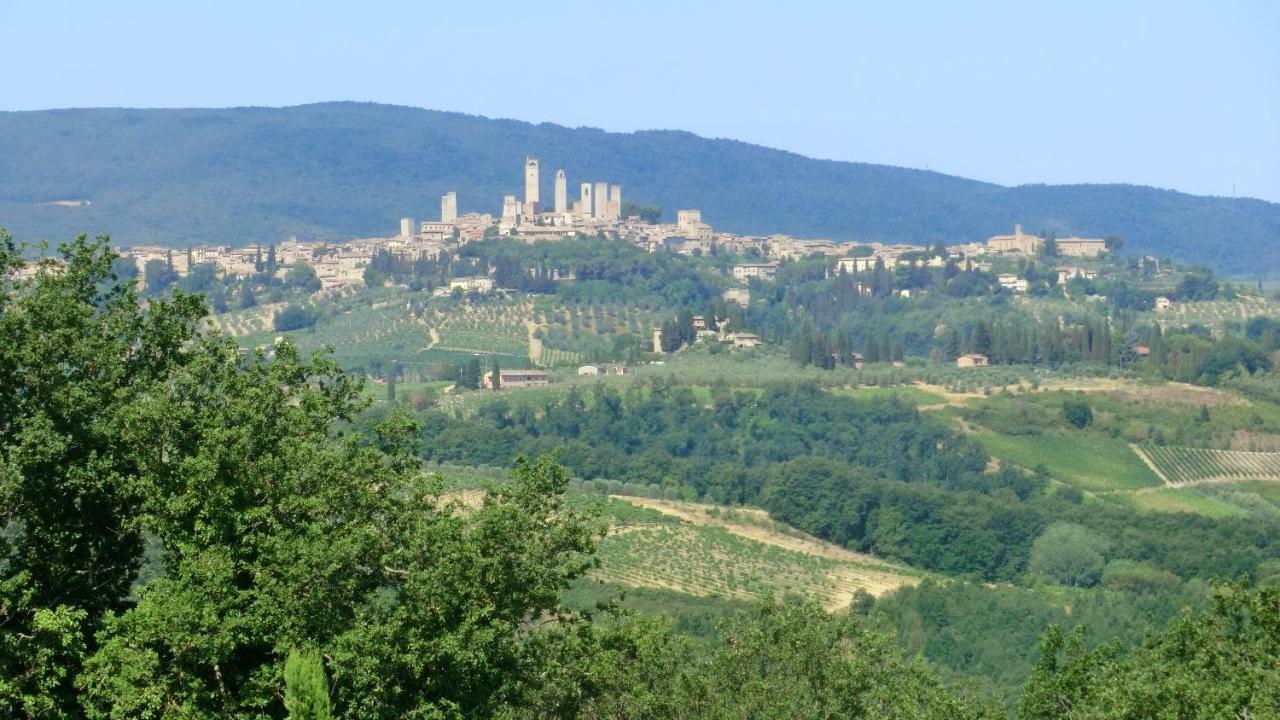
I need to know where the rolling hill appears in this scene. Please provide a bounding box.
[1,102,1277,272]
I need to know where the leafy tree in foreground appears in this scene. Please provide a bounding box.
[1019,584,1280,719]
[1,232,207,716]
[515,602,988,719]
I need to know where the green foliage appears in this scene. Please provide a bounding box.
[1019,585,1280,719]
[874,578,1208,709]
[1,233,208,716]
[516,602,985,719]
[273,303,318,331]
[1027,523,1111,587]
[1061,398,1093,428]
[284,649,331,720]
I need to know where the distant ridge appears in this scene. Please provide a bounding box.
[1,102,1277,273]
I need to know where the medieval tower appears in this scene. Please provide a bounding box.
[554,170,568,214]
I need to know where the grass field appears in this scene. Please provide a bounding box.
[973,430,1163,491]
[1108,488,1248,519]
[830,385,947,406]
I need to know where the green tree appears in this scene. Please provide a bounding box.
[1027,523,1110,587]
[1061,399,1093,429]
[1,233,208,717]
[491,357,501,391]
[1019,585,1280,719]
[284,649,331,720]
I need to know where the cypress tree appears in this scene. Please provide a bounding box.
[284,649,332,720]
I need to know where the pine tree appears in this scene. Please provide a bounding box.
[490,357,501,391]
[284,649,332,720]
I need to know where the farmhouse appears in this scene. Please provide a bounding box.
[448,276,496,294]
[1155,296,1174,312]
[731,262,779,282]
[577,365,601,376]
[956,353,990,368]
[606,363,630,376]
[731,332,763,349]
[483,369,551,389]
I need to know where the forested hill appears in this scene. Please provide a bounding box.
[1,102,1277,272]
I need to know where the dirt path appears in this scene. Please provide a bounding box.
[524,319,543,366]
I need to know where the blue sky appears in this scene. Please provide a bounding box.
[3,0,1277,201]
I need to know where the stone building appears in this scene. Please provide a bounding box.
[987,224,1043,254]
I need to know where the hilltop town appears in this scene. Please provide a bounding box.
[115,157,1114,294]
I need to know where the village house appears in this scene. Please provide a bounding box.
[997,273,1029,293]
[577,365,601,376]
[1055,237,1107,258]
[835,256,880,274]
[1154,296,1174,312]
[1057,267,1100,284]
[730,332,762,349]
[956,353,990,368]
[731,262,779,282]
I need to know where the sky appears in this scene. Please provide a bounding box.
[3,0,1277,202]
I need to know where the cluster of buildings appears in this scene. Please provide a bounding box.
[112,156,1115,296]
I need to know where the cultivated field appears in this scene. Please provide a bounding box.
[593,497,921,610]
[1135,445,1280,486]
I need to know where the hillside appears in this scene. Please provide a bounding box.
[2,103,1278,272]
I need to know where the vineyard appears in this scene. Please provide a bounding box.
[590,497,920,610]
[1137,445,1280,485]
[592,524,914,610]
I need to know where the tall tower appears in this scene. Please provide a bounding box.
[524,157,540,209]
[593,182,609,220]
[400,217,414,237]
[608,184,621,220]
[580,183,593,218]
[554,170,567,214]
[441,192,457,223]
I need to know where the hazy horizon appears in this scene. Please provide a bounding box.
[3,1,1277,202]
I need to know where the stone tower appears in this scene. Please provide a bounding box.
[441,191,457,223]
[554,170,567,214]
[524,157,539,209]
[593,182,609,220]
[399,217,414,237]
[608,184,622,220]
[580,183,593,218]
